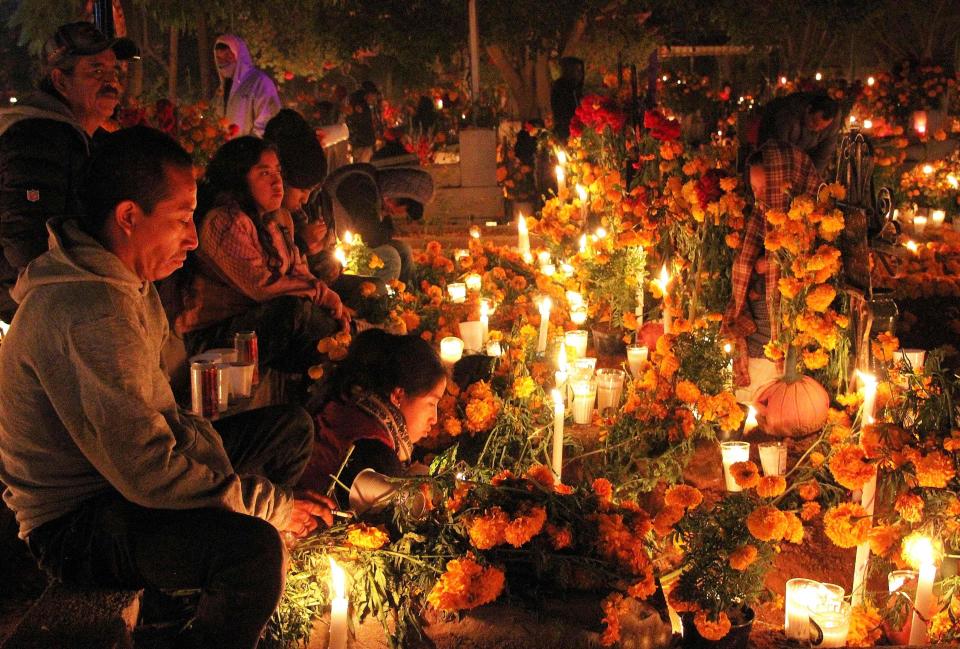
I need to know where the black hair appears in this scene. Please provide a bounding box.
[197,136,284,278]
[392,197,424,220]
[808,94,839,120]
[263,109,327,190]
[322,329,446,404]
[78,125,193,238]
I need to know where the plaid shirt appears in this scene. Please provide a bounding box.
[726,143,821,385]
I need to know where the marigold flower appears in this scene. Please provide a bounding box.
[593,478,613,502]
[782,511,804,544]
[797,480,820,501]
[467,507,509,549]
[800,501,821,521]
[675,379,701,404]
[599,593,625,647]
[805,284,837,312]
[511,375,536,400]
[867,524,901,557]
[809,451,825,467]
[914,450,956,488]
[345,523,390,550]
[524,464,555,491]
[828,444,875,490]
[445,482,470,513]
[730,461,760,489]
[747,505,787,542]
[664,484,703,510]
[894,491,924,523]
[427,554,505,612]
[802,348,830,370]
[545,523,573,550]
[823,502,871,548]
[504,504,547,547]
[847,603,883,647]
[694,610,731,641]
[653,504,685,536]
[756,475,787,498]
[627,565,657,600]
[442,417,463,437]
[871,331,899,362]
[729,545,758,571]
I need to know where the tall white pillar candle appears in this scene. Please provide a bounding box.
[551,389,564,480]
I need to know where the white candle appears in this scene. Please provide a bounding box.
[905,534,938,645]
[720,441,750,492]
[743,405,759,435]
[571,379,596,424]
[635,270,645,329]
[537,250,552,267]
[570,303,588,326]
[459,321,484,353]
[913,215,928,235]
[596,369,626,417]
[560,262,575,277]
[465,273,482,292]
[328,558,349,649]
[576,184,589,224]
[551,389,564,480]
[540,263,556,276]
[486,340,503,357]
[857,371,877,425]
[566,290,583,308]
[903,348,926,371]
[555,148,567,166]
[758,441,787,476]
[517,213,531,261]
[555,164,565,188]
[447,282,467,304]
[564,330,589,361]
[439,337,464,366]
[537,297,551,354]
[785,579,845,641]
[931,209,946,228]
[334,245,347,267]
[579,234,588,256]
[626,345,648,378]
[657,263,672,334]
[809,602,851,647]
[479,301,489,343]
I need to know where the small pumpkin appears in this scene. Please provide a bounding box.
[754,375,829,437]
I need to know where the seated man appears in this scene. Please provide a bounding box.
[0,126,333,649]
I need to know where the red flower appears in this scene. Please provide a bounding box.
[571,95,626,137]
[642,110,680,141]
[694,169,725,209]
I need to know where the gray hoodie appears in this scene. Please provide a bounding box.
[0,219,291,538]
[213,34,281,137]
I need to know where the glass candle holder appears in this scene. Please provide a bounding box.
[626,345,648,378]
[596,369,626,417]
[564,330,589,361]
[809,602,851,648]
[913,215,928,235]
[439,337,464,365]
[570,379,596,424]
[447,282,467,303]
[930,209,946,228]
[458,321,484,353]
[784,579,844,641]
[570,303,588,326]
[464,273,482,292]
[758,441,788,476]
[720,441,750,492]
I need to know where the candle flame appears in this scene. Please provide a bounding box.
[922,164,934,175]
[555,148,567,166]
[849,114,857,125]
[557,342,568,371]
[555,165,565,186]
[595,226,607,239]
[902,533,940,569]
[343,230,354,245]
[469,225,481,239]
[746,404,758,422]
[905,239,919,253]
[579,234,587,253]
[862,119,873,129]
[948,174,959,189]
[658,263,670,287]
[334,246,347,267]
[723,342,732,355]
[517,213,527,235]
[576,184,588,203]
[329,558,346,600]
[867,76,875,86]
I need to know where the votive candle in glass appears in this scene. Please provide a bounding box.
[808,602,851,648]
[570,303,588,326]
[464,273,482,292]
[439,337,464,366]
[913,214,928,235]
[570,379,596,424]
[564,330,589,361]
[720,441,750,492]
[758,441,788,476]
[931,209,946,228]
[458,321,484,353]
[596,369,626,417]
[626,345,648,378]
[447,282,466,303]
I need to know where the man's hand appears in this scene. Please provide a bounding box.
[283,490,336,539]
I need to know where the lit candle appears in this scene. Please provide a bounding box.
[537,250,552,267]
[537,297,551,354]
[888,570,918,644]
[551,388,564,480]
[469,225,481,239]
[343,230,354,246]
[560,262,575,277]
[566,290,583,308]
[517,213,531,262]
[555,164,566,188]
[328,558,349,649]
[540,263,556,276]
[719,441,750,492]
[852,370,879,605]
[913,110,927,136]
[758,441,787,476]
[857,371,877,425]
[809,602,851,647]
[486,340,503,357]
[564,330,588,361]
[596,368,626,417]
[570,303,588,326]
[439,337,464,366]
[626,345,648,378]
[465,273,482,292]
[334,244,347,267]
[784,579,845,641]
[656,263,672,335]
[458,321,484,353]
[743,404,759,435]
[479,300,489,343]
[723,341,734,379]
[635,269,645,331]
[454,248,468,262]
[595,226,607,240]
[570,379,596,425]
[931,209,946,228]
[576,184,589,224]
[904,239,919,254]
[447,282,467,304]
[905,534,938,645]
[579,234,588,256]
[913,214,928,235]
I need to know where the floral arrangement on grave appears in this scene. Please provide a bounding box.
[898,151,960,213]
[335,232,385,278]
[496,139,538,203]
[666,477,804,643]
[754,186,849,437]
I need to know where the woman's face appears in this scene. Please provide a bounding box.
[394,378,446,443]
[246,149,284,213]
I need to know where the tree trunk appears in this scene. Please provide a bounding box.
[197,12,212,100]
[168,27,179,103]
[486,43,537,118]
[534,50,551,120]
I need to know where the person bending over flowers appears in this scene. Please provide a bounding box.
[299,329,447,510]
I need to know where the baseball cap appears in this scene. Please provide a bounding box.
[42,22,139,72]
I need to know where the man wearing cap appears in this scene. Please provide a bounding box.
[213,34,281,137]
[0,22,137,321]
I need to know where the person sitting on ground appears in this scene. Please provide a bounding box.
[757,91,841,176]
[723,141,822,402]
[0,126,334,649]
[323,163,434,286]
[174,136,348,377]
[264,109,389,321]
[299,330,446,508]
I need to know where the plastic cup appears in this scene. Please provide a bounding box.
[229,362,255,398]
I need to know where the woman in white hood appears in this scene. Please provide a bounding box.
[214,34,281,137]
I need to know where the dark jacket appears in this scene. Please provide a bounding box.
[550,77,582,142]
[0,89,91,319]
[757,92,840,176]
[346,90,377,148]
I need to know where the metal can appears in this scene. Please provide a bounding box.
[190,361,220,418]
[234,331,259,385]
[215,363,231,411]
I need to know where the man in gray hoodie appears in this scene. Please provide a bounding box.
[213,34,282,137]
[0,126,333,649]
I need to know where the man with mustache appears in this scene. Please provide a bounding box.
[0,22,137,322]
